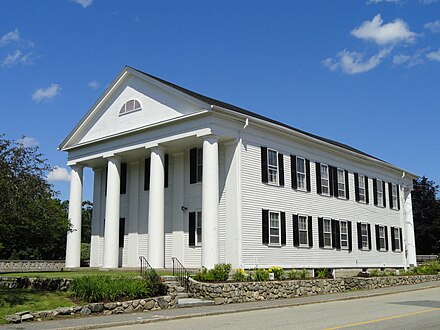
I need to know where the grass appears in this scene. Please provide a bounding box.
[0,288,80,324]
[1,269,173,278]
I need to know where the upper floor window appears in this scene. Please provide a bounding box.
[320,164,330,195]
[392,184,398,210]
[337,168,346,198]
[261,147,285,186]
[119,99,141,115]
[189,148,203,184]
[376,179,384,207]
[268,149,279,184]
[296,157,306,190]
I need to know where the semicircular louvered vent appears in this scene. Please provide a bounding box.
[119,99,142,115]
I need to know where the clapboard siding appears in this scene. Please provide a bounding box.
[218,146,227,264]
[241,140,405,269]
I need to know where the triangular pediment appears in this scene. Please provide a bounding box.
[60,67,209,150]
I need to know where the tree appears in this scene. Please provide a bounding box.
[412,176,440,255]
[0,134,70,260]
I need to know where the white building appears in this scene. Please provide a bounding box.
[60,66,417,271]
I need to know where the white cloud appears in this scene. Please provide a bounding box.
[47,166,71,182]
[424,20,440,33]
[1,49,33,67]
[427,49,440,61]
[32,83,61,102]
[322,48,392,74]
[16,136,39,148]
[392,48,428,67]
[0,29,20,47]
[71,0,93,8]
[88,80,100,89]
[351,14,417,45]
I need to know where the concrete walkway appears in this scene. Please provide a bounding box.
[3,281,440,330]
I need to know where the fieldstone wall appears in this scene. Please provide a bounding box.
[0,260,64,273]
[188,274,440,304]
[0,277,71,291]
[6,286,178,324]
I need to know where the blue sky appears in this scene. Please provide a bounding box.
[1,0,439,201]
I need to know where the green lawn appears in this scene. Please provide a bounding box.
[1,269,174,278]
[0,288,80,324]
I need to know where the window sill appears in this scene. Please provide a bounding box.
[265,182,281,188]
[322,246,334,250]
[268,244,282,248]
[298,244,310,248]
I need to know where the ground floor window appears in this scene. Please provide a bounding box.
[189,211,202,246]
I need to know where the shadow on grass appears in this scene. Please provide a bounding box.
[0,288,36,307]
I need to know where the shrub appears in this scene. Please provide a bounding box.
[315,268,333,279]
[80,243,90,266]
[71,274,164,303]
[369,269,382,277]
[143,269,167,296]
[253,268,269,281]
[268,266,284,280]
[193,263,231,282]
[232,269,249,282]
[288,269,310,280]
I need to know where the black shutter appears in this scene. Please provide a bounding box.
[144,158,151,191]
[388,182,393,209]
[278,153,285,186]
[396,184,400,210]
[120,163,127,194]
[306,159,311,192]
[399,228,403,252]
[357,222,362,250]
[375,225,380,250]
[382,181,387,207]
[261,147,268,183]
[190,148,197,184]
[189,212,196,246]
[345,170,350,199]
[281,212,286,245]
[373,179,378,206]
[331,219,337,248]
[329,166,334,197]
[164,154,169,188]
[365,176,369,204]
[348,221,352,251]
[385,226,389,251]
[391,226,396,251]
[332,167,338,197]
[318,217,324,248]
[293,214,299,247]
[119,218,125,248]
[332,219,340,249]
[354,173,360,201]
[291,155,297,189]
[262,209,269,244]
[308,216,313,247]
[316,162,322,194]
[367,224,372,250]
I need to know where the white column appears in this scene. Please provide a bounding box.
[403,187,417,267]
[202,135,219,268]
[89,168,102,267]
[148,146,165,268]
[102,156,121,268]
[65,165,84,268]
[127,161,140,267]
[172,153,185,262]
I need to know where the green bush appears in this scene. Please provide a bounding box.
[80,243,90,266]
[232,269,249,282]
[288,269,310,280]
[253,268,269,281]
[193,263,231,282]
[143,269,167,296]
[71,273,165,303]
[315,268,333,279]
[268,266,284,280]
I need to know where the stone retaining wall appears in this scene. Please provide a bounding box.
[6,287,178,324]
[188,274,440,304]
[0,277,71,291]
[0,260,65,273]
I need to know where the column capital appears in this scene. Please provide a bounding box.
[150,145,165,154]
[70,163,84,171]
[203,134,219,144]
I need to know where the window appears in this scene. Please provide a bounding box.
[340,221,348,249]
[190,148,203,184]
[119,218,125,248]
[296,157,306,190]
[119,99,141,115]
[361,223,369,249]
[392,184,398,210]
[358,174,366,202]
[393,227,401,251]
[323,218,332,247]
[189,211,202,246]
[378,225,386,250]
[298,215,308,246]
[376,179,384,207]
[337,169,345,198]
[321,164,330,195]
[269,211,281,245]
[268,149,278,184]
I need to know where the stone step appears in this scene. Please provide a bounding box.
[161,276,178,281]
[177,292,189,298]
[164,281,180,286]
[177,298,214,308]
[176,286,186,293]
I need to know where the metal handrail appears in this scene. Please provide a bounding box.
[172,257,190,291]
[139,256,153,276]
